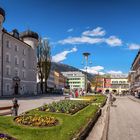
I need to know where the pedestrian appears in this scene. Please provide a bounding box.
[79,89,82,96]
[75,89,79,98]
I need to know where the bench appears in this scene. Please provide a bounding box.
[0,106,13,116]
[0,98,19,116]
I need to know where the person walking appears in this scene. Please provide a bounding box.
[75,89,79,98]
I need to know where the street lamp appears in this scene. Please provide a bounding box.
[82,52,91,94]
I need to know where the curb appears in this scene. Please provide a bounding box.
[101,104,110,140]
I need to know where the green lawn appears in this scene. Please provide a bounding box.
[0,95,107,140]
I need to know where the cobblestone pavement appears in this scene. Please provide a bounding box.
[0,95,64,114]
[108,96,140,140]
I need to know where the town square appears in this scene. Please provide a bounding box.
[0,0,140,140]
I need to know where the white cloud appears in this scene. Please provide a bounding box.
[128,43,140,50]
[81,66,126,76]
[105,36,122,47]
[82,27,106,37]
[81,66,105,75]
[52,47,77,63]
[58,27,123,47]
[107,70,123,74]
[67,28,74,32]
[58,36,104,44]
[58,35,122,47]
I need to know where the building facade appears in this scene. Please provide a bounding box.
[105,74,129,93]
[61,71,86,91]
[130,50,140,92]
[92,74,129,94]
[110,78,129,93]
[54,71,66,90]
[37,70,66,93]
[0,8,38,96]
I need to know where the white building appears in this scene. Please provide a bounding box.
[62,71,86,90]
[0,7,38,96]
[111,78,129,93]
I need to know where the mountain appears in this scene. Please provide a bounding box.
[51,62,94,81]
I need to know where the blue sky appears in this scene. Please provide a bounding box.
[0,0,140,74]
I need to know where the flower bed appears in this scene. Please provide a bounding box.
[38,100,90,115]
[79,95,96,101]
[0,133,16,140]
[14,115,58,127]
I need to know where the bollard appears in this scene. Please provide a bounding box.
[11,98,19,116]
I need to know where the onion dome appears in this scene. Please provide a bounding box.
[0,7,5,20]
[20,30,39,40]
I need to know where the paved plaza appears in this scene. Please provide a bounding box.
[0,95,64,115]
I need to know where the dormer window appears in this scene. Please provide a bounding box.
[13,29,19,38]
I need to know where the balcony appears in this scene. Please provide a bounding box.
[134,82,140,87]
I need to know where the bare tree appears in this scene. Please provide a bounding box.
[37,38,51,94]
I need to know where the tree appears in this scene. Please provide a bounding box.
[37,38,51,93]
[91,75,103,92]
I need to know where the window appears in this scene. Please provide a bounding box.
[119,81,123,84]
[23,49,26,55]
[22,71,26,79]
[22,60,25,68]
[112,81,118,84]
[6,54,10,63]
[15,57,19,65]
[6,84,10,92]
[15,45,18,52]
[22,85,25,92]
[6,67,10,76]
[6,41,10,48]
[15,69,19,77]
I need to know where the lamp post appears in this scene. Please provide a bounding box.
[83,52,91,94]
